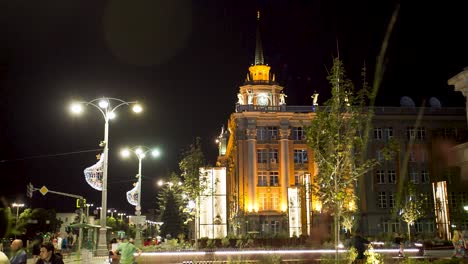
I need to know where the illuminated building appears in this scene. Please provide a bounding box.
[212,13,467,239]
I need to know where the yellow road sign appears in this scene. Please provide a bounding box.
[39,186,48,196]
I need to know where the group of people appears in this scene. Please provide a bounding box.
[0,239,63,264]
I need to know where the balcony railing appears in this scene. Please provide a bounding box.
[235,105,465,116]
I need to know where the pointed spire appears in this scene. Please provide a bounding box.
[254,11,264,65]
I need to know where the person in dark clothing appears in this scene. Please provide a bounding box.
[352,232,370,262]
[36,243,64,264]
[32,232,43,263]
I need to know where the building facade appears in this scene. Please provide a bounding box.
[213,15,468,240]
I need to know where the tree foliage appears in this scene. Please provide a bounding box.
[157,172,186,239]
[179,137,207,202]
[305,58,377,214]
[18,208,62,238]
[398,182,425,242]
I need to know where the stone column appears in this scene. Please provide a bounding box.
[246,127,257,211]
[279,126,290,211]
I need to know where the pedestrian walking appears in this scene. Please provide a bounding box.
[351,231,369,263]
[452,229,465,258]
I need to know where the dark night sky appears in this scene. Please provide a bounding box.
[0,1,466,216]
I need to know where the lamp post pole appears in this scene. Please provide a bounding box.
[12,203,24,223]
[70,97,142,256]
[122,146,160,247]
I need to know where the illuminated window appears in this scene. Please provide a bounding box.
[257,127,267,140]
[269,149,279,163]
[294,149,308,164]
[292,127,305,140]
[267,127,278,140]
[294,171,305,186]
[374,128,383,140]
[269,172,279,186]
[257,149,268,163]
[259,193,267,211]
[378,192,387,208]
[376,170,385,184]
[258,171,268,186]
[271,193,279,210]
[388,170,396,184]
[261,220,269,232]
[407,127,416,140]
[417,127,426,140]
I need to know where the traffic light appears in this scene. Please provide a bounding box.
[26,183,34,198]
[76,198,86,208]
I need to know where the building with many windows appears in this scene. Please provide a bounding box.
[212,14,467,240]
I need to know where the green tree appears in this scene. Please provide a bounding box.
[179,137,207,202]
[398,182,425,243]
[305,58,377,261]
[158,176,185,239]
[18,208,62,238]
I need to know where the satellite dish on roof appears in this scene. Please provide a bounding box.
[400,96,416,107]
[429,97,442,108]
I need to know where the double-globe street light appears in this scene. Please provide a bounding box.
[70,97,142,256]
[121,146,161,246]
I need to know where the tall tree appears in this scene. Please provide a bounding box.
[179,137,207,202]
[157,173,186,239]
[305,58,377,261]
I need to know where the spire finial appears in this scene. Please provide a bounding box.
[254,11,264,65]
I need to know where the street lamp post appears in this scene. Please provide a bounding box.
[121,146,160,246]
[70,97,142,256]
[85,203,93,224]
[12,203,24,222]
[118,213,126,221]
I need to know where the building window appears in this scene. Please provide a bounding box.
[389,192,395,208]
[294,171,305,186]
[417,127,426,140]
[271,220,280,234]
[269,172,279,186]
[407,127,416,140]
[267,127,279,140]
[385,127,393,139]
[376,170,385,184]
[410,169,419,184]
[292,127,305,141]
[382,221,389,233]
[257,149,268,163]
[415,221,423,233]
[294,149,308,164]
[388,170,396,184]
[269,149,279,163]
[376,150,384,162]
[378,192,387,208]
[391,222,400,233]
[259,193,267,211]
[374,128,383,140]
[421,170,430,183]
[258,171,268,186]
[449,192,457,209]
[271,193,279,210]
[426,222,434,233]
[261,220,269,232]
[257,127,267,141]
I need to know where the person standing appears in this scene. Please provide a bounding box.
[452,229,465,258]
[352,231,369,262]
[31,232,43,263]
[113,238,141,264]
[9,240,27,264]
[36,243,64,264]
